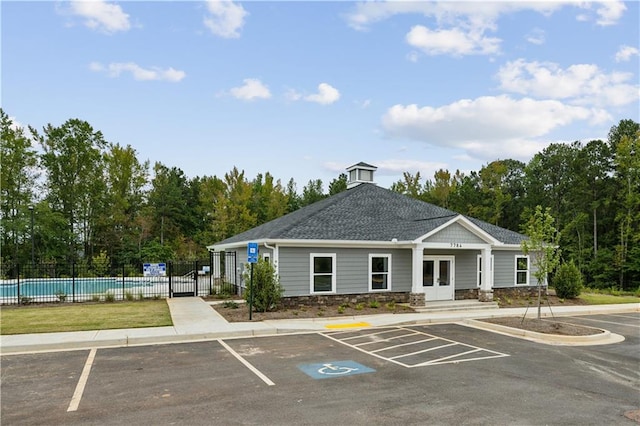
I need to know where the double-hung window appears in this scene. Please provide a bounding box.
[515,255,529,285]
[369,254,391,291]
[310,253,336,293]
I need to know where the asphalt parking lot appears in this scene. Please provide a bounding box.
[2,312,639,425]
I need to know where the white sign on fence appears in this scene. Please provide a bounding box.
[143,263,167,277]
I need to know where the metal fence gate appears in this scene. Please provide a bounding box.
[0,252,237,305]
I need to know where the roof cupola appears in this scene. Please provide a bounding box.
[346,162,377,189]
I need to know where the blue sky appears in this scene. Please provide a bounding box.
[3,1,639,190]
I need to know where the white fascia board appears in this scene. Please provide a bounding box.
[413,215,502,246]
[209,239,415,251]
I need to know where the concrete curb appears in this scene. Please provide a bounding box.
[462,319,626,346]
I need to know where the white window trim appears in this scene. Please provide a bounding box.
[476,254,494,288]
[369,253,392,292]
[515,255,530,286]
[310,253,336,294]
[262,253,271,263]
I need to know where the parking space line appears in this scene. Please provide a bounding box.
[354,331,421,347]
[337,328,406,340]
[322,326,510,369]
[389,342,457,360]
[218,340,275,386]
[67,348,97,412]
[421,348,481,365]
[370,337,437,353]
[570,317,640,328]
[604,314,640,320]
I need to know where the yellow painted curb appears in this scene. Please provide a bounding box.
[325,322,371,329]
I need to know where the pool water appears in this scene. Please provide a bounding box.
[0,277,153,298]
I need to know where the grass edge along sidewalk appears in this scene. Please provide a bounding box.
[1,300,172,335]
[1,292,639,335]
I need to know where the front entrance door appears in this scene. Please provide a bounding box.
[422,256,454,301]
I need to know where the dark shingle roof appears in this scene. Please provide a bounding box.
[213,184,527,246]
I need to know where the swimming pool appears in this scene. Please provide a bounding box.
[0,277,154,298]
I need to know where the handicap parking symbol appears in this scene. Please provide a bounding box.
[298,360,375,380]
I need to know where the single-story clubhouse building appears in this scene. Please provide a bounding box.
[208,162,540,306]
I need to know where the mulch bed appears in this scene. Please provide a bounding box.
[211,301,414,323]
[481,317,603,336]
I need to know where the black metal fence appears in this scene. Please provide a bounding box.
[0,252,237,305]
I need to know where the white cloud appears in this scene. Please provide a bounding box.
[593,1,626,26]
[497,59,640,107]
[89,62,186,82]
[284,89,302,101]
[204,0,247,38]
[525,28,546,45]
[8,116,25,132]
[346,1,625,30]
[615,45,639,62]
[304,83,341,105]
[406,51,420,62]
[344,1,626,57]
[230,78,271,101]
[381,95,611,162]
[406,25,500,56]
[69,0,130,34]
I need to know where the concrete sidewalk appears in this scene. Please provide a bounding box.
[1,298,638,355]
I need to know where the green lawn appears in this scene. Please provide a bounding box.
[0,300,172,335]
[578,292,640,305]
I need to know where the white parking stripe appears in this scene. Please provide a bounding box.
[323,326,509,368]
[422,348,481,365]
[570,317,640,328]
[370,337,437,353]
[354,331,420,347]
[218,340,275,386]
[67,348,97,412]
[339,328,407,340]
[604,314,640,320]
[389,343,457,360]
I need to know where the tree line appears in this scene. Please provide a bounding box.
[1,109,638,289]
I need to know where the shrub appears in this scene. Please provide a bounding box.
[91,251,111,277]
[242,259,284,312]
[124,291,134,301]
[369,300,380,308]
[553,262,583,299]
[104,292,116,303]
[222,300,239,309]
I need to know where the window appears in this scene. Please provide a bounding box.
[477,254,494,287]
[262,253,271,263]
[515,256,529,285]
[310,253,336,293]
[369,254,391,291]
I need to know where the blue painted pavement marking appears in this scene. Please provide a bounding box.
[298,360,375,380]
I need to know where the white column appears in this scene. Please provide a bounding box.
[480,246,493,301]
[411,245,423,293]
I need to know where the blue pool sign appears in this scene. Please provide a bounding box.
[143,263,167,277]
[247,242,259,263]
[297,361,375,380]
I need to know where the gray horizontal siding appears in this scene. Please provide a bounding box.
[493,251,539,288]
[424,222,486,244]
[278,247,412,297]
